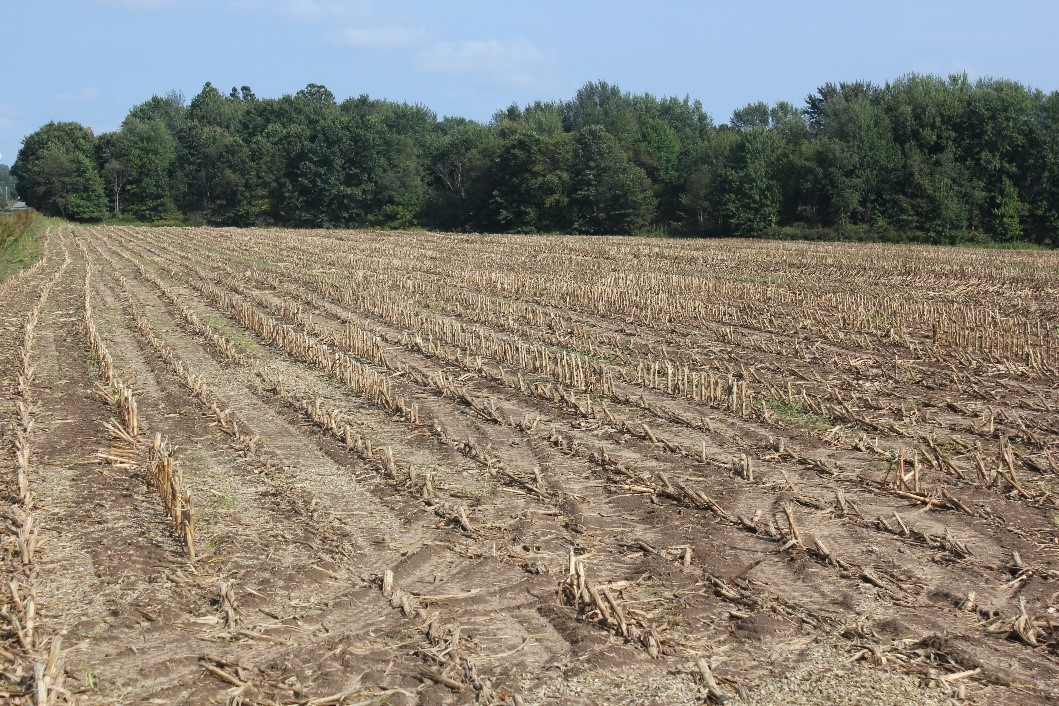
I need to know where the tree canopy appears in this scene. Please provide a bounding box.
[12,75,1059,245]
[12,121,106,220]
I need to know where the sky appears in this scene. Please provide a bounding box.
[3,0,1059,167]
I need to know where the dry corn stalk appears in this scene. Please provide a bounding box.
[82,255,197,559]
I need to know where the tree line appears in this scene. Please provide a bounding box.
[10,75,1059,244]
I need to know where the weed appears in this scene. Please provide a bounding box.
[202,315,258,354]
[763,397,833,430]
[0,211,50,283]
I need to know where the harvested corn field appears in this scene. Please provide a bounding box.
[2,225,1058,705]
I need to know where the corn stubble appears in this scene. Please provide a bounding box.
[12,224,1056,704]
[80,247,196,559]
[3,230,70,704]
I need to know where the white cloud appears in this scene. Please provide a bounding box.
[54,87,101,103]
[413,39,555,88]
[327,25,428,50]
[230,0,424,51]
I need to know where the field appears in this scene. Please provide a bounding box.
[2,225,1058,705]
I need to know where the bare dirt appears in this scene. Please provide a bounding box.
[2,225,1057,705]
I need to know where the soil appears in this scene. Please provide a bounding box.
[1,225,1057,705]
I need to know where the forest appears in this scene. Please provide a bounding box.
[10,74,1059,245]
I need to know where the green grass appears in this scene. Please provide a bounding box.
[763,397,834,430]
[0,210,52,284]
[183,242,268,269]
[954,239,1052,251]
[202,314,259,354]
[74,622,106,639]
[232,252,269,269]
[134,254,159,271]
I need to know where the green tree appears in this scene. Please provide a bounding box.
[957,78,1034,236]
[891,145,969,242]
[563,81,640,147]
[632,117,680,228]
[484,128,573,233]
[12,122,106,220]
[679,129,735,234]
[1023,90,1059,244]
[30,149,106,221]
[720,128,780,235]
[991,177,1023,241]
[808,83,900,228]
[188,81,240,130]
[269,107,387,228]
[876,75,973,240]
[341,97,438,228]
[428,119,491,229]
[730,100,821,228]
[730,101,772,131]
[122,118,177,221]
[570,126,655,234]
[96,131,131,215]
[509,100,567,136]
[126,91,186,134]
[178,122,230,218]
[112,91,186,217]
[176,82,261,222]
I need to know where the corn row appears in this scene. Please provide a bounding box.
[377,568,502,700]
[116,258,490,539]
[94,238,561,511]
[79,248,195,559]
[4,234,70,705]
[122,226,1059,448]
[151,235,888,436]
[108,228,1059,515]
[107,230,1045,510]
[174,224,1059,374]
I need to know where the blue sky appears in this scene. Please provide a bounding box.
[3,0,1058,166]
